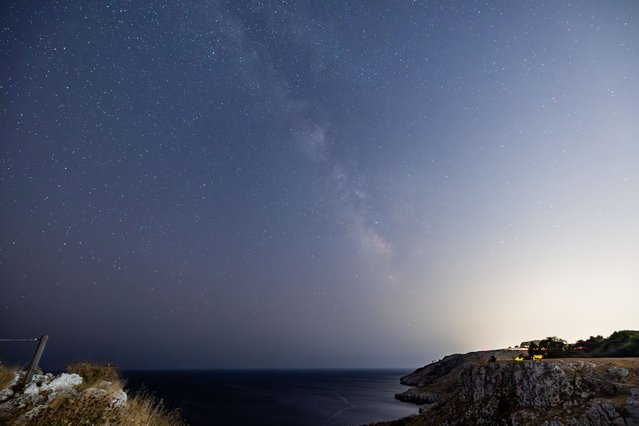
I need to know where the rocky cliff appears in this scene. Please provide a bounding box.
[389,353,639,426]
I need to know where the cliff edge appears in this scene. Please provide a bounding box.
[389,355,639,426]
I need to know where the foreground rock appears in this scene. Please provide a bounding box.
[0,370,127,424]
[389,353,639,425]
[0,362,184,425]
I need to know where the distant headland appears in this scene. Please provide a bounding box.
[378,330,639,426]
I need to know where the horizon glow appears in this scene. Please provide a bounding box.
[1,1,638,369]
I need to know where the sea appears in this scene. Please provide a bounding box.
[122,369,419,425]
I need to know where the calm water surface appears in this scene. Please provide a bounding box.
[123,369,418,425]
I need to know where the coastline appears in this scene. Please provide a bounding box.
[378,352,639,425]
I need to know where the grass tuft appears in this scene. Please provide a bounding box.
[66,362,121,388]
[0,362,18,389]
[123,389,186,426]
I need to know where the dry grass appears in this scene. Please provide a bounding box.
[66,361,121,388]
[549,357,639,369]
[122,390,186,426]
[6,362,184,426]
[0,363,18,389]
[24,391,119,425]
[21,389,185,426]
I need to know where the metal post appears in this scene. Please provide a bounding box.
[23,335,48,386]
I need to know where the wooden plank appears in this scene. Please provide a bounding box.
[23,335,48,386]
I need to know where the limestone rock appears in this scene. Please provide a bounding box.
[110,389,128,408]
[42,373,83,391]
[0,369,130,423]
[607,366,629,380]
[626,388,639,426]
[578,400,625,425]
[0,388,14,402]
[23,383,40,395]
[391,354,639,426]
[395,388,439,404]
[41,373,83,400]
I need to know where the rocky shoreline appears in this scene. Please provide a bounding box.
[383,351,639,425]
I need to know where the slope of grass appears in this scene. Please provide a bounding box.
[2,362,185,426]
[0,363,18,389]
[66,361,121,389]
[23,387,185,426]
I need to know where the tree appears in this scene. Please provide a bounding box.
[527,341,541,359]
[529,337,567,358]
[539,336,567,358]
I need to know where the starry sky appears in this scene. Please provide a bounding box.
[1,1,638,369]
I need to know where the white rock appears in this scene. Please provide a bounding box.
[0,388,14,402]
[22,404,47,420]
[41,373,83,392]
[30,373,48,384]
[110,389,127,408]
[23,383,39,395]
[40,373,83,401]
[7,371,23,388]
[80,385,128,409]
[607,366,629,379]
[82,387,107,399]
[97,380,113,389]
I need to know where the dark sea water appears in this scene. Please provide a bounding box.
[122,369,419,426]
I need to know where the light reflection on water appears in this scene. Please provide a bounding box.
[124,369,419,425]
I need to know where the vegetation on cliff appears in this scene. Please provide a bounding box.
[572,330,639,358]
[388,330,639,426]
[0,362,184,425]
[521,330,639,359]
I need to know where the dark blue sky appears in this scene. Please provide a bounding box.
[2,1,638,369]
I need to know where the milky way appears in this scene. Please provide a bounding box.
[1,1,638,368]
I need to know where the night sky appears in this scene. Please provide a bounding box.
[1,1,638,369]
